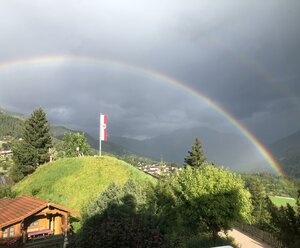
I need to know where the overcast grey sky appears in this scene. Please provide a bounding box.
[0,0,299,145]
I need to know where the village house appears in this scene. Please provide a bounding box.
[0,150,13,158]
[0,195,79,243]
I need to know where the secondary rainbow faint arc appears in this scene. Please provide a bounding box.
[0,55,285,176]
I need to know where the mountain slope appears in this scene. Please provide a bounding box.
[0,108,133,157]
[50,125,134,156]
[270,130,300,177]
[111,127,270,172]
[12,156,155,211]
[0,109,24,138]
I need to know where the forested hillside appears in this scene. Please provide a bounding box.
[0,108,133,157]
[0,109,23,138]
[242,173,300,197]
[270,130,300,178]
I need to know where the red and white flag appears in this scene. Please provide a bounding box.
[100,114,107,141]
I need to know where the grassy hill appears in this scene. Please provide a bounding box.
[13,156,155,212]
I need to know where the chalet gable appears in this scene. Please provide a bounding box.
[0,195,79,229]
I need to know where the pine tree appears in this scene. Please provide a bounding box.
[11,108,52,181]
[23,108,52,165]
[184,137,206,167]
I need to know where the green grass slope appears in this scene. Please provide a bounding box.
[269,196,296,207]
[13,156,155,212]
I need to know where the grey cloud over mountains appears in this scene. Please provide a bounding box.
[0,0,299,144]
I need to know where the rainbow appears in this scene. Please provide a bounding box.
[0,55,285,176]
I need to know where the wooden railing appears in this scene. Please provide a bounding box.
[235,223,284,248]
[25,234,64,248]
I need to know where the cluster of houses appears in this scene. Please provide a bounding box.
[0,137,13,158]
[137,162,179,178]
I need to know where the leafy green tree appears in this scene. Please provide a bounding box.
[173,164,252,237]
[0,186,16,198]
[1,142,12,150]
[85,182,122,218]
[184,137,206,167]
[62,132,90,157]
[78,194,166,248]
[248,179,270,228]
[11,108,52,181]
[85,179,148,218]
[267,190,300,247]
[79,180,165,248]
[145,179,178,235]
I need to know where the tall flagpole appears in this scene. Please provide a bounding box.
[99,113,102,157]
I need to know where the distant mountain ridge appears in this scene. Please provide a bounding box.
[3,107,299,177]
[0,109,24,138]
[110,127,272,172]
[270,130,300,177]
[0,108,133,157]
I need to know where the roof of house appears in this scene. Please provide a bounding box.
[0,195,80,228]
[0,198,13,209]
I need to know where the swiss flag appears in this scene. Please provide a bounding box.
[100,114,107,141]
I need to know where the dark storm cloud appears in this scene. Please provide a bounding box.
[0,0,299,143]
[179,1,300,109]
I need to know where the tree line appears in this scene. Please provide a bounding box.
[76,137,300,247]
[2,107,300,247]
[9,108,91,182]
[0,111,23,139]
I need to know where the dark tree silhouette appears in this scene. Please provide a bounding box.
[184,137,206,167]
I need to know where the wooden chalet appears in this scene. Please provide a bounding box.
[0,196,79,243]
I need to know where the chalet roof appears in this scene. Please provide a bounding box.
[0,195,80,228]
[0,198,13,209]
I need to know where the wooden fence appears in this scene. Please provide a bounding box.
[236,223,284,248]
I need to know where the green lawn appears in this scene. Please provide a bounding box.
[269,195,297,207]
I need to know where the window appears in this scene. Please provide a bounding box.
[9,227,14,237]
[2,227,14,238]
[3,228,8,238]
[29,220,39,227]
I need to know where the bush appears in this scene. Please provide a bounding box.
[146,164,252,237]
[77,193,166,248]
[0,186,16,198]
[0,237,21,247]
